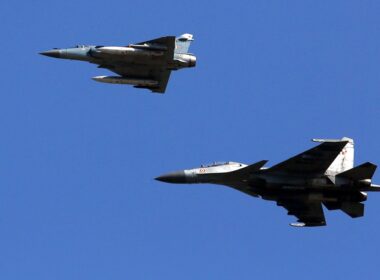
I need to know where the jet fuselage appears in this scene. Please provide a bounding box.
[40,33,196,93]
[40,46,196,69]
[156,161,369,203]
[156,138,379,226]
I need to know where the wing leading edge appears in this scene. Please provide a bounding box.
[265,140,348,175]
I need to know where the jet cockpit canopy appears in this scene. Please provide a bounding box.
[74,45,89,48]
[201,161,230,168]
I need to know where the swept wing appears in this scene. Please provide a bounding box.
[100,36,176,93]
[266,141,348,175]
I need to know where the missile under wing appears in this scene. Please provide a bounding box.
[40,34,196,94]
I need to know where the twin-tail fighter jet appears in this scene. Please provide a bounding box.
[156,137,379,227]
[40,34,196,93]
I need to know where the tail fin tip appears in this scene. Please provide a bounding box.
[177,33,194,41]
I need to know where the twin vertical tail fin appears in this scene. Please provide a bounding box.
[175,33,194,54]
[321,137,378,185]
[322,137,355,174]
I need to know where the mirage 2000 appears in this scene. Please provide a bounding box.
[40,34,196,93]
[156,137,380,227]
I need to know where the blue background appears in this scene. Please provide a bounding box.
[1,0,380,279]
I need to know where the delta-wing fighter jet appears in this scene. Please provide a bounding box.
[40,34,196,93]
[156,137,380,227]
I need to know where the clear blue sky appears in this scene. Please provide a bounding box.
[1,0,380,279]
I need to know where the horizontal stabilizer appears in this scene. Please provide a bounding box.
[231,160,268,176]
[340,202,364,218]
[337,162,377,180]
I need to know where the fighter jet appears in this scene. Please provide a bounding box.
[40,33,196,93]
[156,137,380,227]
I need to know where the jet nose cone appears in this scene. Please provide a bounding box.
[155,171,187,184]
[39,49,61,58]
